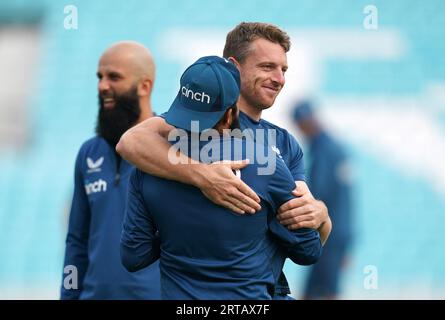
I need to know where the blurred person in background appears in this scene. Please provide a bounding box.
[117,22,332,299]
[292,100,354,300]
[60,41,160,299]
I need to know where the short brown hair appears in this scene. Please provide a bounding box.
[223,22,291,63]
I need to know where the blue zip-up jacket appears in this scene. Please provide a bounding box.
[61,136,160,299]
[121,137,321,299]
[157,111,308,296]
[238,111,305,182]
[238,111,306,296]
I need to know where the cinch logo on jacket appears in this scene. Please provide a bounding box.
[85,179,107,195]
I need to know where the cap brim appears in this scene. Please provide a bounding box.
[165,95,228,132]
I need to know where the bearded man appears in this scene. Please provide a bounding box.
[60,41,160,299]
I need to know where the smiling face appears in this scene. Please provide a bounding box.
[97,53,139,109]
[94,42,156,146]
[236,38,288,114]
[95,52,142,147]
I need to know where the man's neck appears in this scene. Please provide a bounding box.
[137,101,154,123]
[238,98,262,122]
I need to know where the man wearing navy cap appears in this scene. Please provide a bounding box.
[293,101,354,299]
[164,56,241,132]
[117,22,332,299]
[120,56,322,299]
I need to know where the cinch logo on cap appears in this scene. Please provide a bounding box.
[181,86,211,104]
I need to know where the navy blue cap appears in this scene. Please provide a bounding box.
[292,100,314,122]
[165,56,240,132]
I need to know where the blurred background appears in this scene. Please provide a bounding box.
[0,0,444,299]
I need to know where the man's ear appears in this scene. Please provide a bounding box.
[137,76,153,97]
[228,57,240,69]
[218,108,233,128]
[226,107,237,127]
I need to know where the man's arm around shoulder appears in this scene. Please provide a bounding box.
[117,116,261,214]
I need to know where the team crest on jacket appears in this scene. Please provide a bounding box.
[87,157,104,173]
[271,145,283,159]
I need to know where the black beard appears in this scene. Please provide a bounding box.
[95,87,141,148]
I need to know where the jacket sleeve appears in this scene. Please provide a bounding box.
[120,169,160,272]
[60,148,91,300]
[266,158,322,265]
